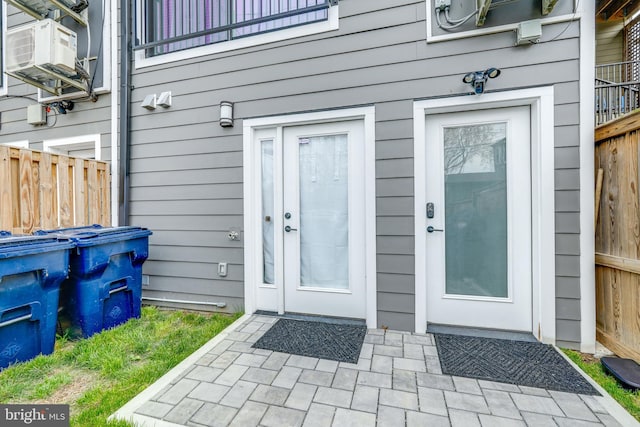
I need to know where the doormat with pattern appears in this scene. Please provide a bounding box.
[252,318,367,364]
[434,333,599,395]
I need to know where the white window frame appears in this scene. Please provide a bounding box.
[43,134,101,160]
[243,106,377,329]
[1,140,29,149]
[413,87,556,344]
[134,2,339,69]
[38,0,114,102]
[425,0,582,43]
[0,3,6,97]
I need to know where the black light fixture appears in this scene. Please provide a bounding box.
[462,68,501,95]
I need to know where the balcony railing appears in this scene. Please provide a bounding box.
[596,61,640,126]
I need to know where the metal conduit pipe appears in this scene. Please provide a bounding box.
[142,297,227,308]
[119,0,131,225]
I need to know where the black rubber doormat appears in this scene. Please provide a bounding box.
[434,334,599,395]
[252,318,367,363]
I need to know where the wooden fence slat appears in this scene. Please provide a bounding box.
[88,160,99,224]
[57,155,72,227]
[39,153,55,230]
[74,158,86,226]
[19,150,35,234]
[0,146,12,231]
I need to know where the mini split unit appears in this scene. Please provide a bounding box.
[6,19,78,83]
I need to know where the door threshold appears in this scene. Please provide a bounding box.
[427,323,537,343]
[255,310,366,326]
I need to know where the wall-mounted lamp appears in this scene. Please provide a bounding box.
[220,101,234,127]
[462,68,501,95]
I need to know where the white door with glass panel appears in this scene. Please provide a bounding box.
[425,107,532,332]
[257,121,366,319]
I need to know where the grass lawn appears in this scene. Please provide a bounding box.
[0,306,240,427]
[563,349,640,421]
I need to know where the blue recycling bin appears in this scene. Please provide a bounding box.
[0,235,74,370]
[36,225,152,338]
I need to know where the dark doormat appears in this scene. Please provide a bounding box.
[434,333,599,395]
[252,318,367,363]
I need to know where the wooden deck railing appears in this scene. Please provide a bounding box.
[595,111,640,362]
[0,146,111,235]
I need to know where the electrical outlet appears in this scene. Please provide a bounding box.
[142,275,150,287]
[218,262,228,277]
[434,0,451,11]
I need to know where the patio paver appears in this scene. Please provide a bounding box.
[110,314,639,427]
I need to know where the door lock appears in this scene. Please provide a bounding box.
[426,202,435,219]
[427,226,444,233]
[284,212,292,219]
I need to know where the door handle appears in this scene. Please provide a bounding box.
[427,226,444,233]
[285,225,297,232]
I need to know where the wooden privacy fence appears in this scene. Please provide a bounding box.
[595,111,640,362]
[0,145,111,235]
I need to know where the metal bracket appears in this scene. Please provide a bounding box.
[3,0,88,26]
[6,65,92,99]
[542,0,559,15]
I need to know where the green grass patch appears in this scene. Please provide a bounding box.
[0,306,240,427]
[563,349,640,421]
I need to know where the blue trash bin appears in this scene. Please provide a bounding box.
[36,225,152,338]
[0,235,74,370]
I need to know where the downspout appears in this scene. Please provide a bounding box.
[118,0,131,226]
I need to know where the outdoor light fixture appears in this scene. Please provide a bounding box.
[220,101,234,127]
[462,68,501,95]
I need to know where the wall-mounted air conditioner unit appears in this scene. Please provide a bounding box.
[6,19,78,83]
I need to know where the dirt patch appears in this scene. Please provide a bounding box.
[577,352,600,365]
[33,370,105,416]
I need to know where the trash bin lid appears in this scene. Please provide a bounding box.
[35,225,152,247]
[0,235,74,259]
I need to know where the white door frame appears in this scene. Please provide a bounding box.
[243,106,377,328]
[413,87,556,344]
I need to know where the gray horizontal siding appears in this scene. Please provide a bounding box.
[128,0,585,342]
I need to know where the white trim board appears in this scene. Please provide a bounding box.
[43,134,102,160]
[579,0,596,354]
[0,3,7,97]
[243,106,377,329]
[413,87,556,344]
[134,5,339,69]
[1,140,28,148]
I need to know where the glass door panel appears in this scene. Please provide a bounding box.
[261,140,275,284]
[443,123,508,298]
[298,135,349,289]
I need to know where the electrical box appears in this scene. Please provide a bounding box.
[516,20,542,45]
[27,104,47,125]
[218,262,228,277]
[434,0,451,11]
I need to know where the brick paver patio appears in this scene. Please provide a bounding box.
[111,315,637,426]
